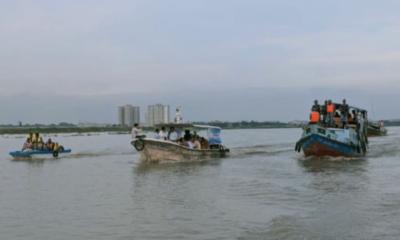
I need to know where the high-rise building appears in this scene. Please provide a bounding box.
[118,106,125,126]
[163,105,170,124]
[146,104,170,127]
[118,105,140,127]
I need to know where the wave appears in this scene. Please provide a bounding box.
[231,143,294,158]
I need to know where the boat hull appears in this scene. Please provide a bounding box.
[131,139,229,163]
[295,124,367,158]
[9,149,72,159]
[299,134,362,157]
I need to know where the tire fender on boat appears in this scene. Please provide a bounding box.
[53,151,59,158]
[134,139,145,151]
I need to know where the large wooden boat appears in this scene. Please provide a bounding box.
[131,124,229,163]
[295,102,368,157]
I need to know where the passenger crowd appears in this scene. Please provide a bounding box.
[309,99,365,128]
[131,124,210,150]
[22,132,64,152]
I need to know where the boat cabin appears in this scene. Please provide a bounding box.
[310,101,368,130]
[153,123,225,150]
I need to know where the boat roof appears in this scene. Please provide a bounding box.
[154,123,221,130]
[333,103,367,113]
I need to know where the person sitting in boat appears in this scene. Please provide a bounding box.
[187,140,195,149]
[27,132,33,142]
[193,136,202,150]
[154,128,161,139]
[34,132,40,142]
[31,132,40,149]
[31,132,37,143]
[159,127,167,140]
[183,130,192,141]
[53,142,59,151]
[348,110,358,125]
[200,137,209,149]
[167,127,178,141]
[45,138,54,151]
[334,112,341,128]
[177,138,184,146]
[182,130,193,148]
[22,138,33,151]
[37,136,44,150]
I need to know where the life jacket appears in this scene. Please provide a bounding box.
[310,111,320,123]
[327,103,335,113]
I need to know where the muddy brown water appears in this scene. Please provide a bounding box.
[1,128,400,240]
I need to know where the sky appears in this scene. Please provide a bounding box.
[1,0,400,124]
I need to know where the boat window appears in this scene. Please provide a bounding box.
[207,128,222,145]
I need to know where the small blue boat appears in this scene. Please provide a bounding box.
[9,148,72,158]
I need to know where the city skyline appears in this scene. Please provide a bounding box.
[0,87,399,125]
[118,105,140,127]
[117,104,171,127]
[145,104,170,127]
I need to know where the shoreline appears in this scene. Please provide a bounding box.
[0,126,300,135]
[1,123,398,135]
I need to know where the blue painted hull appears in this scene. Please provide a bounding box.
[9,149,72,158]
[301,134,363,157]
[297,134,363,157]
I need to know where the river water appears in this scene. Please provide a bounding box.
[1,128,400,240]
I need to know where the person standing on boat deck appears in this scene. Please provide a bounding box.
[154,129,161,139]
[352,110,358,124]
[159,127,167,140]
[168,127,178,141]
[311,100,320,112]
[326,100,335,127]
[321,100,328,125]
[131,123,143,139]
[309,100,321,124]
[340,99,349,128]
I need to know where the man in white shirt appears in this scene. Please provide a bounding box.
[154,129,161,139]
[167,127,178,141]
[131,123,143,139]
[159,126,167,140]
